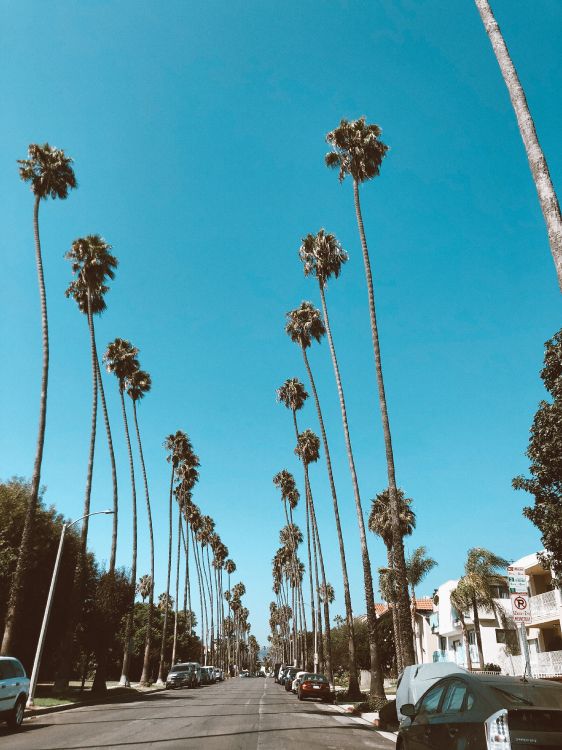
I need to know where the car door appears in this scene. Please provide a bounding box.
[0,661,12,712]
[428,679,478,749]
[404,681,448,750]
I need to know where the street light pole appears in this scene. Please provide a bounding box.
[27,510,114,708]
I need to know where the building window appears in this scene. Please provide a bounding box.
[490,585,509,599]
[495,628,519,651]
[468,631,476,645]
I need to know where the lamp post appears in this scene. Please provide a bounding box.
[26,510,114,708]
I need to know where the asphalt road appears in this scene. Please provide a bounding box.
[0,678,396,750]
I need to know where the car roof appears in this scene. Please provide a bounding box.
[453,673,561,689]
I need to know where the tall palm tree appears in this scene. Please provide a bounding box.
[368,488,415,669]
[104,338,140,685]
[474,0,562,290]
[299,229,385,699]
[286,301,360,694]
[1,144,76,655]
[325,120,415,665]
[137,575,153,604]
[225,559,236,672]
[405,546,437,663]
[295,429,333,680]
[127,368,155,685]
[464,547,509,667]
[64,235,118,694]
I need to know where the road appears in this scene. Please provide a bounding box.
[0,677,396,750]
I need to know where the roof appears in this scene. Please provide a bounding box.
[358,598,435,620]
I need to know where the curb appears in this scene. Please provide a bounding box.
[25,686,166,719]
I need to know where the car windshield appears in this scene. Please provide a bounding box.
[303,674,327,683]
[170,665,188,674]
[491,685,562,709]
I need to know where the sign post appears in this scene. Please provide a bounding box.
[507,566,532,678]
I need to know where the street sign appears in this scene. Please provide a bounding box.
[510,592,531,624]
[507,565,527,594]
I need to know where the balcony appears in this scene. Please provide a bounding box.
[530,590,560,623]
[432,646,479,668]
[498,649,562,678]
[429,613,439,634]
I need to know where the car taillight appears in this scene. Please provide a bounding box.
[485,709,511,750]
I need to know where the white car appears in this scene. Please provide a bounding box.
[291,671,308,693]
[0,657,29,729]
[396,662,466,722]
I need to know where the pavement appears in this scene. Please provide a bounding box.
[0,677,397,749]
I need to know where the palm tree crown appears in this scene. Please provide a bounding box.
[18,143,77,199]
[285,302,326,349]
[104,338,139,393]
[273,470,300,510]
[126,369,152,402]
[299,229,348,288]
[295,429,320,466]
[406,546,437,591]
[277,378,308,412]
[325,116,388,184]
[65,235,118,314]
[368,488,416,548]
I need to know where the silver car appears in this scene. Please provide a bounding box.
[0,657,29,729]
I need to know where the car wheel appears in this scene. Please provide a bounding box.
[8,696,25,729]
[297,691,303,701]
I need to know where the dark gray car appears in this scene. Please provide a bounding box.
[398,672,562,749]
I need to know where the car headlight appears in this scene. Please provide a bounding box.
[485,709,511,749]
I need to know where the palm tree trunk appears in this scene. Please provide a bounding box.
[308,488,332,682]
[2,196,46,655]
[387,547,403,674]
[475,0,562,290]
[318,285,386,700]
[156,467,174,684]
[52,294,98,692]
[192,531,208,664]
[459,614,473,671]
[171,509,182,666]
[282,499,299,664]
[301,347,359,694]
[133,401,155,687]
[304,486,317,671]
[119,389,137,686]
[95,357,119,574]
[472,597,485,668]
[353,179,415,667]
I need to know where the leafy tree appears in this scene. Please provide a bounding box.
[474,0,562,290]
[325,118,414,666]
[514,329,562,583]
[1,145,76,656]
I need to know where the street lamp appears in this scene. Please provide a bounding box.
[26,509,114,708]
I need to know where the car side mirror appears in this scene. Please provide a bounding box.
[401,703,416,718]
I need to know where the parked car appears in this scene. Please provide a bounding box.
[289,670,307,693]
[274,663,283,682]
[282,667,299,688]
[277,666,290,685]
[239,669,249,678]
[213,667,224,682]
[200,666,215,685]
[297,673,335,704]
[0,657,29,729]
[397,672,562,749]
[396,662,466,722]
[166,661,201,689]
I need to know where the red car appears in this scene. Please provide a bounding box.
[297,673,335,703]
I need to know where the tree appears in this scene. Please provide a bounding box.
[299,228,385,701]
[474,0,562,290]
[104,338,141,686]
[286,301,360,696]
[405,546,437,662]
[369,488,415,670]
[127,368,155,685]
[65,236,119,573]
[1,145,76,656]
[464,547,509,667]
[450,580,475,671]
[514,328,562,583]
[325,118,415,666]
[137,575,153,604]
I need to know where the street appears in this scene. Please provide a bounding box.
[0,679,396,750]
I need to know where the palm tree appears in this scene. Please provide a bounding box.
[464,547,509,667]
[104,338,140,685]
[225,559,236,672]
[294,429,333,680]
[1,144,76,655]
[127,368,155,685]
[474,0,562,290]
[368,488,415,669]
[299,229,385,699]
[450,581,474,671]
[66,235,120,573]
[137,575,153,604]
[325,119,415,665]
[64,235,118,695]
[405,546,437,663]
[285,301,360,693]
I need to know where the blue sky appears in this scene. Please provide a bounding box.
[1,0,561,647]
